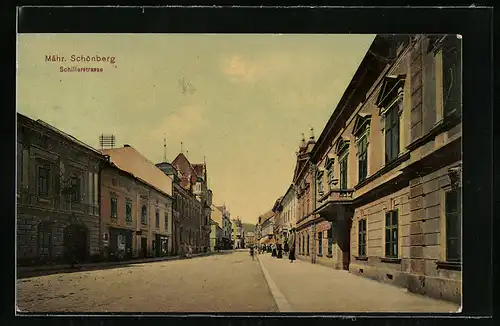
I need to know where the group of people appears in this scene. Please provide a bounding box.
[250,229,296,263]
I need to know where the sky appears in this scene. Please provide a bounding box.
[17,33,375,224]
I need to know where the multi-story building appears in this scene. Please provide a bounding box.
[232,218,244,249]
[168,153,211,252]
[209,219,223,251]
[309,34,462,304]
[271,197,283,244]
[17,114,104,265]
[214,204,232,249]
[244,231,255,248]
[102,145,173,258]
[293,130,317,262]
[257,210,275,248]
[279,184,297,242]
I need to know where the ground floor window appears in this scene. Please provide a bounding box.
[385,210,398,258]
[306,234,310,255]
[327,226,333,256]
[445,187,462,262]
[37,222,52,258]
[358,219,367,257]
[318,231,323,256]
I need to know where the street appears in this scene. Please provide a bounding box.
[17,250,460,313]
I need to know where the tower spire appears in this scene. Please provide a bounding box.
[181,142,183,154]
[310,127,315,140]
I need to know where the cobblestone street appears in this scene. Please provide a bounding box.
[17,250,460,313]
[17,251,277,313]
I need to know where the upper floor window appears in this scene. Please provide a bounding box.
[445,187,461,262]
[339,153,348,190]
[357,135,368,183]
[353,114,371,183]
[70,176,81,203]
[317,170,324,196]
[155,209,160,228]
[125,199,132,224]
[442,35,462,120]
[384,101,401,164]
[37,165,50,197]
[141,205,148,225]
[110,197,118,218]
[325,156,335,190]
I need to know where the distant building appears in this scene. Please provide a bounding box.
[209,219,223,251]
[213,204,232,249]
[257,210,275,248]
[17,113,105,265]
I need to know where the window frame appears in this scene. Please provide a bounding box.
[155,209,160,229]
[339,151,348,190]
[141,205,148,225]
[385,209,399,258]
[125,199,133,224]
[357,134,368,183]
[318,231,323,256]
[110,196,118,219]
[384,99,402,164]
[445,187,461,262]
[358,219,367,257]
[37,165,50,197]
[69,175,81,203]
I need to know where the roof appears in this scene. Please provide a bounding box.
[102,145,173,197]
[18,113,103,158]
[260,210,275,224]
[192,164,205,178]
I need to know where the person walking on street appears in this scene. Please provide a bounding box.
[250,246,255,260]
[288,229,296,263]
[277,241,283,259]
[271,243,277,257]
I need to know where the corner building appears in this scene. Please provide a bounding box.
[307,34,462,304]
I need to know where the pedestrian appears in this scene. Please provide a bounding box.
[250,246,255,260]
[288,229,296,263]
[277,242,283,259]
[284,239,289,254]
[271,243,277,257]
[188,245,193,258]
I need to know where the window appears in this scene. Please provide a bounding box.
[327,225,333,256]
[38,166,50,196]
[155,209,160,228]
[339,153,348,190]
[358,219,367,257]
[317,172,324,196]
[37,222,52,258]
[358,135,368,182]
[165,212,169,231]
[306,234,310,255]
[385,210,399,258]
[318,231,323,256]
[125,199,132,224]
[70,176,81,202]
[141,205,147,225]
[385,102,400,164]
[110,197,117,218]
[442,36,462,119]
[445,188,461,262]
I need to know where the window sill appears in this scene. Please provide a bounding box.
[326,254,333,258]
[353,151,410,190]
[436,261,462,271]
[381,257,401,264]
[317,254,323,257]
[354,256,368,261]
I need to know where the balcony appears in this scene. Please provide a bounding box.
[314,188,354,221]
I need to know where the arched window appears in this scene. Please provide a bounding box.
[141,205,147,225]
[37,222,52,259]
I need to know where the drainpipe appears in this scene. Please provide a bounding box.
[310,161,317,264]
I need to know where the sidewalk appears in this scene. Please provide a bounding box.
[257,253,460,313]
[17,250,232,277]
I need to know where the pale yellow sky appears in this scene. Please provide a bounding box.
[17,33,375,224]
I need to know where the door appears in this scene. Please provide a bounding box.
[64,224,89,263]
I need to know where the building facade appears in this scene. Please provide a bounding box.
[280,185,297,242]
[102,145,174,258]
[209,219,223,251]
[309,34,462,303]
[214,204,232,249]
[17,114,104,265]
[293,131,317,263]
[244,231,255,248]
[258,210,275,248]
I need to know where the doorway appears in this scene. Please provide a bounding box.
[64,224,89,264]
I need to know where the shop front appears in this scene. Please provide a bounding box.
[154,233,168,257]
[108,228,133,261]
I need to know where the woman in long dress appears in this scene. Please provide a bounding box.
[271,243,277,257]
[288,229,296,263]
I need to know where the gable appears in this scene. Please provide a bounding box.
[352,113,372,137]
[375,75,406,110]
